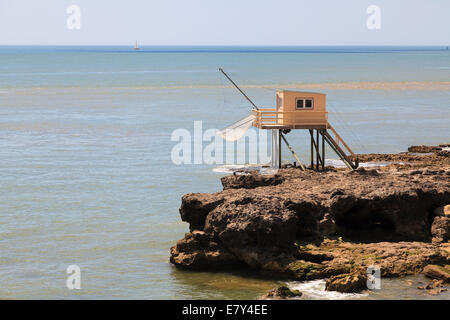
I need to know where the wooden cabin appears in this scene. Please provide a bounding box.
[253,90,328,129]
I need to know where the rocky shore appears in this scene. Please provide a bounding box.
[170,145,450,297]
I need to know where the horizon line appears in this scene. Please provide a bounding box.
[0,44,448,47]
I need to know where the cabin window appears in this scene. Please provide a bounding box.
[296,98,314,109]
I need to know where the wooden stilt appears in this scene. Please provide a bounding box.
[322,129,325,170]
[309,129,314,169]
[310,130,323,171]
[278,129,282,169]
[316,130,320,170]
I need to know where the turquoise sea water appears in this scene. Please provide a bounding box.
[0,46,449,299]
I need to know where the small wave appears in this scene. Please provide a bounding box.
[326,159,394,168]
[288,280,368,300]
[213,160,395,173]
[212,164,265,174]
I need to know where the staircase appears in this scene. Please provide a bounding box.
[321,124,359,170]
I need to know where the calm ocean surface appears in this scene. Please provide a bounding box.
[0,46,449,299]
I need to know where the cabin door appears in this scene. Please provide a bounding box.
[276,94,283,125]
[276,94,282,111]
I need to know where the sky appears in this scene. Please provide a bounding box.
[0,0,449,45]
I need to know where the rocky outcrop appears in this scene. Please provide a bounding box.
[170,147,450,292]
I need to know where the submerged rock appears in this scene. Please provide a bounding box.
[423,265,450,282]
[262,285,303,300]
[417,279,448,295]
[325,272,367,293]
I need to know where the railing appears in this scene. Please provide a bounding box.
[252,109,328,128]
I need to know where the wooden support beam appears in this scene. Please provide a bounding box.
[322,129,325,170]
[280,133,306,171]
[278,129,282,169]
[309,129,314,169]
[316,130,320,170]
[310,130,323,170]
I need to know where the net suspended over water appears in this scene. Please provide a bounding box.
[217,114,255,142]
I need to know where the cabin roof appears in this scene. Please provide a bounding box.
[277,90,326,96]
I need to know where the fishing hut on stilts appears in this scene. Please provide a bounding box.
[218,68,359,171]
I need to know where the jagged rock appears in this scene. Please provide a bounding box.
[423,265,450,282]
[408,145,442,153]
[169,231,240,270]
[351,167,380,176]
[440,243,450,260]
[325,272,368,293]
[319,213,336,236]
[431,216,450,243]
[262,285,302,300]
[179,194,224,231]
[221,172,283,190]
[437,150,450,158]
[434,205,450,217]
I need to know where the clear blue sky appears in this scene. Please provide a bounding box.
[0,0,449,45]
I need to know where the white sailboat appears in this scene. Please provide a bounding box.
[134,41,140,50]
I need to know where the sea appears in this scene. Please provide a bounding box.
[0,46,449,299]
